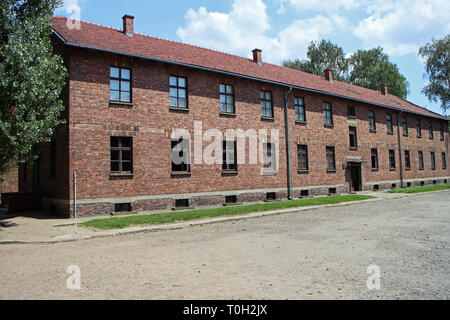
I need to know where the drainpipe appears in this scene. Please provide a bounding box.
[396,111,404,188]
[284,86,293,200]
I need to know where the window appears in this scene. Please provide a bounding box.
[404,150,411,170]
[442,152,447,170]
[220,84,234,114]
[389,150,396,170]
[175,199,189,208]
[225,195,237,204]
[295,97,306,122]
[49,140,56,177]
[402,118,408,136]
[260,91,273,118]
[369,111,376,131]
[110,137,133,174]
[222,140,237,172]
[263,142,276,172]
[429,122,434,139]
[115,203,131,213]
[300,190,309,197]
[386,114,393,133]
[110,67,131,103]
[371,149,379,170]
[347,106,356,118]
[431,152,436,170]
[418,151,424,170]
[297,144,309,172]
[326,146,336,172]
[170,76,187,109]
[440,123,445,140]
[266,192,277,201]
[171,138,190,173]
[323,102,333,126]
[416,120,422,137]
[349,126,358,149]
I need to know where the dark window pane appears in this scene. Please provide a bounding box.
[371,149,378,169]
[111,161,120,172]
[111,150,120,161]
[122,150,131,161]
[111,137,119,147]
[121,138,131,148]
[122,162,131,172]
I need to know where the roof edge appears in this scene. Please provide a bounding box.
[51,30,449,121]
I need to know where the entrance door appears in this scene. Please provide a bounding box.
[32,157,40,193]
[350,163,362,192]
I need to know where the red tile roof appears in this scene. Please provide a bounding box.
[52,16,448,121]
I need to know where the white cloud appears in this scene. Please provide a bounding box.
[277,0,360,12]
[353,0,450,56]
[177,0,347,64]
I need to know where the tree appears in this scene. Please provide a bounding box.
[0,0,67,174]
[418,35,450,113]
[283,41,409,99]
[283,40,349,81]
[349,47,409,99]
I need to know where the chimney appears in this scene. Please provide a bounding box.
[324,69,333,82]
[381,84,388,96]
[252,49,262,65]
[122,14,135,36]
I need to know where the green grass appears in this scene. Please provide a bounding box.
[80,195,375,230]
[388,183,450,194]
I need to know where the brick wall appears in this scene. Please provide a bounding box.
[0,167,18,194]
[26,45,450,217]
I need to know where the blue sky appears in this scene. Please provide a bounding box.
[55,0,449,115]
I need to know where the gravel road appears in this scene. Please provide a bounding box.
[0,191,449,300]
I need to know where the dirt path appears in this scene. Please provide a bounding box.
[0,191,449,299]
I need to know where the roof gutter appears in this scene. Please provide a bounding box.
[52,30,449,122]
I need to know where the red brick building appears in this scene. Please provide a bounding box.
[0,167,18,194]
[19,15,449,217]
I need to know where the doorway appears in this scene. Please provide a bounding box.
[32,157,40,193]
[349,163,362,192]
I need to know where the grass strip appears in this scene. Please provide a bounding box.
[388,183,450,194]
[81,195,375,230]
